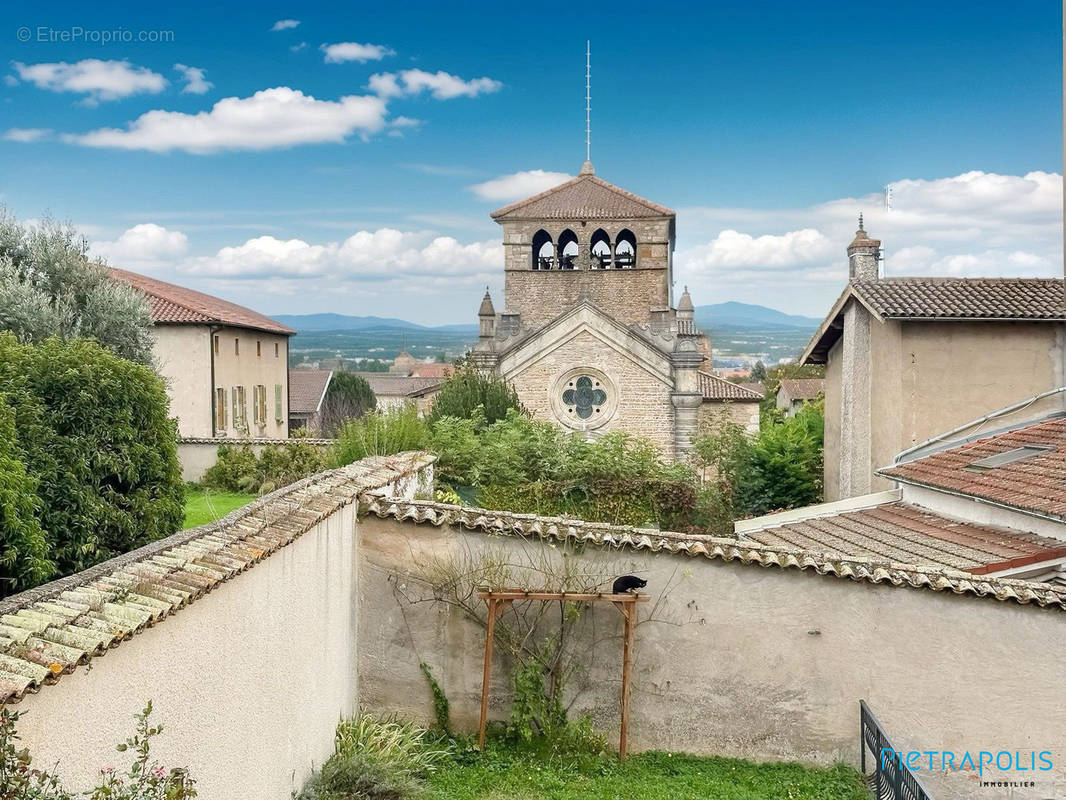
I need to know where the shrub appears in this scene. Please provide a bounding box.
[329,406,429,467]
[297,715,449,800]
[0,393,53,595]
[201,441,327,495]
[429,413,697,528]
[426,367,523,425]
[0,334,183,582]
[333,714,450,776]
[295,752,419,800]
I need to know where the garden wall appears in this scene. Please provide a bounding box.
[176,435,334,481]
[3,455,430,799]
[356,502,1066,800]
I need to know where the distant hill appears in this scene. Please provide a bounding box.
[274,313,477,334]
[694,302,820,330]
[279,303,816,334]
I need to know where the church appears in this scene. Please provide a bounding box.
[470,160,761,457]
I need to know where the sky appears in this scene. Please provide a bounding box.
[1,0,1062,324]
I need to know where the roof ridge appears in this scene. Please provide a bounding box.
[490,172,675,219]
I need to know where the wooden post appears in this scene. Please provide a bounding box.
[478,597,498,751]
[618,600,636,761]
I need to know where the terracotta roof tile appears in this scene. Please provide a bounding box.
[777,378,825,400]
[853,277,1065,320]
[744,501,1066,575]
[110,268,295,335]
[288,370,333,414]
[880,416,1066,521]
[699,372,763,401]
[0,453,433,704]
[354,373,444,397]
[491,174,675,220]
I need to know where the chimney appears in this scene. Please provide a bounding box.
[478,287,496,340]
[847,213,881,281]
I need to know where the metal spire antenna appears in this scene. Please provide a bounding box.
[585,40,591,163]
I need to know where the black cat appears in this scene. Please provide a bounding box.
[612,575,647,594]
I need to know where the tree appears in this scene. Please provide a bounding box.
[0,333,184,581]
[427,367,524,425]
[749,361,767,382]
[692,400,824,521]
[318,371,376,436]
[0,209,155,365]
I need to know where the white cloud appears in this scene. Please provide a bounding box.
[12,59,167,103]
[67,87,389,153]
[321,42,395,64]
[682,228,834,271]
[3,127,51,142]
[90,224,189,268]
[675,170,1064,307]
[174,64,213,95]
[469,170,572,202]
[271,19,300,31]
[183,228,501,285]
[290,42,308,52]
[368,69,502,99]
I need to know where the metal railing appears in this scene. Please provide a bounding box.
[860,700,934,800]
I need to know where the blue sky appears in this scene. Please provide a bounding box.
[1,0,1062,323]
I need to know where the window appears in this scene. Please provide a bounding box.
[274,383,283,423]
[256,340,262,357]
[215,387,226,430]
[966,446,1053,471]
[233,386,247,430]
[213,335,220,354]
[532,230,554,270]
[234,338,240,356]
[274,342,280,358]
[253,385,267,426]
[562,376,607,420]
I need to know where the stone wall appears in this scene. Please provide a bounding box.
[698,399,761,434]
[504,328,676,455]
[357,507,1066,800]
[502,268,670,328]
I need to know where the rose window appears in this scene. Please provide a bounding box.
[562,376,607,420]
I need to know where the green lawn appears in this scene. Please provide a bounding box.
[423,745,869,800]
[183,489,257,529]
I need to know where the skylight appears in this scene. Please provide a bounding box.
[965,445,1053,471]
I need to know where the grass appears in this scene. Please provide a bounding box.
[182,488,257,529]
[422,741,870,800]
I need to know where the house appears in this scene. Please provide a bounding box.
[288,369,333,433]
[801,218,1065,500]
[356,373,443,415]
[469,161,761,454]
[775,378,823,417]
[736,400,1066,587]
[111,268,295,439]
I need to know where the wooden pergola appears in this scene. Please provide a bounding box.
[475,589,648,760]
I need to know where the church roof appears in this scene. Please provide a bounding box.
[490,173,675,221]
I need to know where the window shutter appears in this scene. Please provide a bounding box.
[231,387,238,428]
[275,384,283,423]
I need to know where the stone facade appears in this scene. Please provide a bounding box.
[473,165,758,456]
